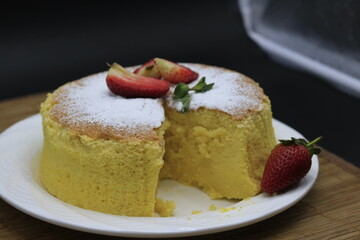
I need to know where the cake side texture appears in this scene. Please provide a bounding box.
[40,91,170,216]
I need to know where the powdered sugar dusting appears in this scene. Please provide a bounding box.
[49,64,265,138]
[51,71,165,136]
[168,64,264,116]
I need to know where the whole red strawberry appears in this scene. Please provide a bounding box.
[261,137,321,194]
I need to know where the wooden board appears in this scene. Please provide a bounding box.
[0,93,360,240]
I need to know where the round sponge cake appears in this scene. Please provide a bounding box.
[40,63,276,216]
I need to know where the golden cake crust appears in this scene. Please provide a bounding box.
[43,72,164,141]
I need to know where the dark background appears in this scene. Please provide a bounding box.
[1,1,359,166]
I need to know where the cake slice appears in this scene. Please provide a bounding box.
[40,72,169,216]
[161,64,276,199]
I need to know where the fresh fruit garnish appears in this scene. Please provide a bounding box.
[154,58,199,84]
[133,59,161,79]
[106,63,170,98]
[261,137,322,194]
[172,77,214,113]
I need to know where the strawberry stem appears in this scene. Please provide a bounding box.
[306,136,322,147]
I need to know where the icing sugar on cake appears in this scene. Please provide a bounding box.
[49,71,165,139]
[49,64,265,139]
[168,63,265,118]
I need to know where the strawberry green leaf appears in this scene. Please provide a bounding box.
[279,137,307,146]
[279,138,297,146]
[307,136,322,155]
[309,147,321,155]
[295,138,308,146]
[279,137,322,155]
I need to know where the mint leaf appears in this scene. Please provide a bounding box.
[179,94,191,113]
[191,77,215,93]
[195,83,214,93]
[173,83,190,100]
[172,76,215,113]
[191,77,206,91]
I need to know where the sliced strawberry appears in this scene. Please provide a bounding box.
[154,58,198,84]
[133,59,161,79]
[106,63,170,98]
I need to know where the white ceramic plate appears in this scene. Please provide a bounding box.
[0,114,318,238]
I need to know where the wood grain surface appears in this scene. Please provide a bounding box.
[0,93,359,240]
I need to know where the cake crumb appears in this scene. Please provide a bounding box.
[191,210,202,215]
[219,207,229,213]
[209,204,217,211]
[219,206,237,213]
[155,198,176,217]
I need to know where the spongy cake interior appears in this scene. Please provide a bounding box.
[161,99,275,199]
